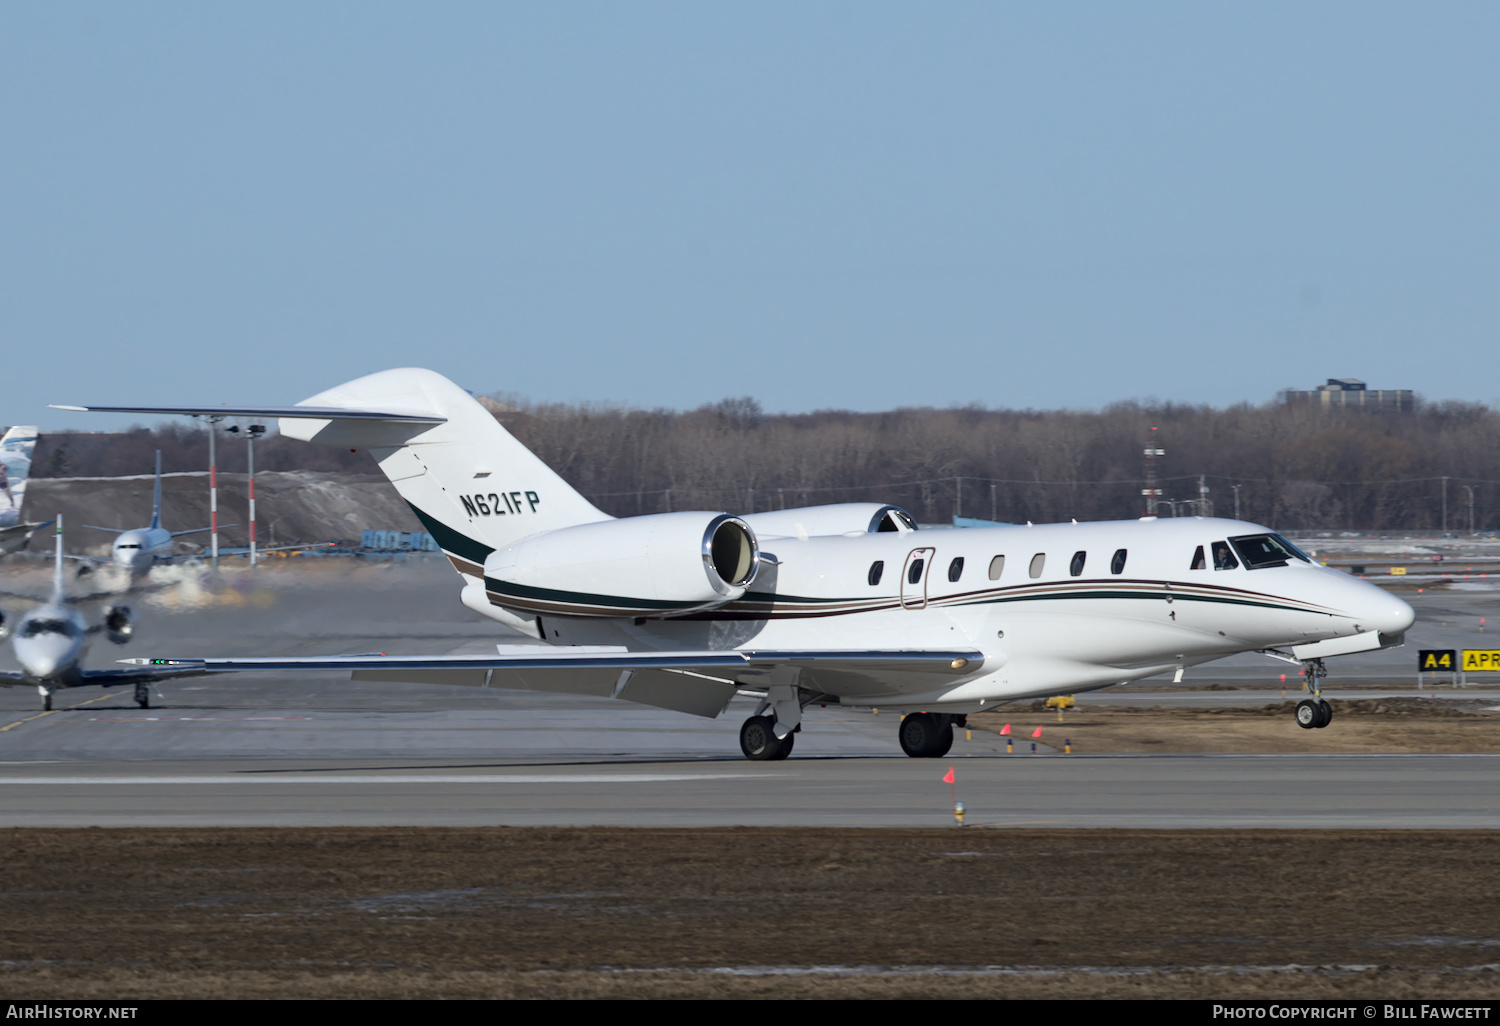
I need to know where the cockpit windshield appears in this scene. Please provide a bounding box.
[1229,534,1311,569]
[20,618,73,638]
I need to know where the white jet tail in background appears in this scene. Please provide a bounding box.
[0,425,38,529]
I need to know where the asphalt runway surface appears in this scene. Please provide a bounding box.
[2,557,1498,829]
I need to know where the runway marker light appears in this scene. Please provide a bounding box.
[1007,738,1013,754]
[953,800,965,826]
[1064,737,1072,754]
[1031,741,1037,753]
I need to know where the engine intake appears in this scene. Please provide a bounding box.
[103,604,134,645]
[485,511,760,618]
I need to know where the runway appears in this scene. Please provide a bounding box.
[0,558,1497,829]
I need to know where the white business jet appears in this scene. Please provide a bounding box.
[56,369,1414,759]
[0,517,216,710]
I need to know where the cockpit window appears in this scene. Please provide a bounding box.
[21,618,71,638]
[1212,540,1239,570]
[1190,545,1206,571]
[1229,534,1310,569]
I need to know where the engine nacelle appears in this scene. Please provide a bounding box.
[484,512,759,618]
[0,608,8,641]
[103,604,135,645]
[741,503,916,539]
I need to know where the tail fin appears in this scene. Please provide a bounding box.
[0,425,38,528]
[150,451,162,531]
[52,514,65,602]
[280,369,611,578]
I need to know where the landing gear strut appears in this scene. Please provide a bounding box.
[899,712,955,757]
[39,687,52,712]
[134,683,150,710]
[1294,658,1332,729]
[740,715,795,760]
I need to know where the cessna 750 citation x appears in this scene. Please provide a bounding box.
[56,369,1415,759]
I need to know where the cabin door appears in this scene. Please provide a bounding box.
[901,547,936,609]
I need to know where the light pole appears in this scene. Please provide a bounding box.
[193,414,225,571]
[226,422,266,569]
[1464,485,1477,534]
[1232,483,1242,521]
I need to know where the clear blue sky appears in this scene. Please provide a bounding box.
[5,2,1499,431]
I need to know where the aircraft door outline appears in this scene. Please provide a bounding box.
[901,547,936,609]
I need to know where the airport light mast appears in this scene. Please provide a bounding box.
[193,414,225,571]
[226,422,266,569]
[1142,427,1164,516]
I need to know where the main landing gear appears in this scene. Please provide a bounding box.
[899,712,965,757]
[134,683,150,710]
[1294,658,1332,730]
[740,715,795,760]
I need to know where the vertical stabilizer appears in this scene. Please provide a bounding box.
[51,515,65,603]
[0,426,38,529]
[278,369,612,578]
[150,451,163,531]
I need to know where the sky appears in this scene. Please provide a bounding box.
[4,2,1500,432]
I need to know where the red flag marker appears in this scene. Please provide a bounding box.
[942,766,955,784]
[1031,726,1043,738]
[999,723,1011,735]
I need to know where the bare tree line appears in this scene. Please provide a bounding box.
[27,395,1500,531]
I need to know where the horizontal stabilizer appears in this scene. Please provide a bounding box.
[120,648,986,710]
[50,404,443,423]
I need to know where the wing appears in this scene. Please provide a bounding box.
[122,648,986,717]
[0,666,221,687]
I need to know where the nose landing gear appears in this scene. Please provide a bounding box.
[1294,658,1332,729]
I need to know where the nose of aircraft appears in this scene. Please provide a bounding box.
[1356,581,1416,637]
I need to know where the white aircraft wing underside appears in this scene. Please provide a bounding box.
[123,649,986,717]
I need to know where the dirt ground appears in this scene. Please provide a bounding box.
[2,827,1499,999]
[971,695,1500,754]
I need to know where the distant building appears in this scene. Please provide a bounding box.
[1282,378,1413,413]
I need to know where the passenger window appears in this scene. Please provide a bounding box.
[988,555,1005,580]
[1111,548,1127,575]
[1190,545,1206,570]
[1069,551,1086,577]
[908,559,925,584]
[868,560,884,586]
[1212,541,1239,571]
[1029,553,1046,579]
[948,557,964,582]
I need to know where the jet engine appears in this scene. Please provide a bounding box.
[0,608,8,640]
[484,511,759,618]
[103,604,135,645]
[741,503,917,539]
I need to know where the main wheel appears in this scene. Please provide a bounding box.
[1294,699,1321,729]
[740,715,794,761]
[899,712,954,757]
[42,693,51,712]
